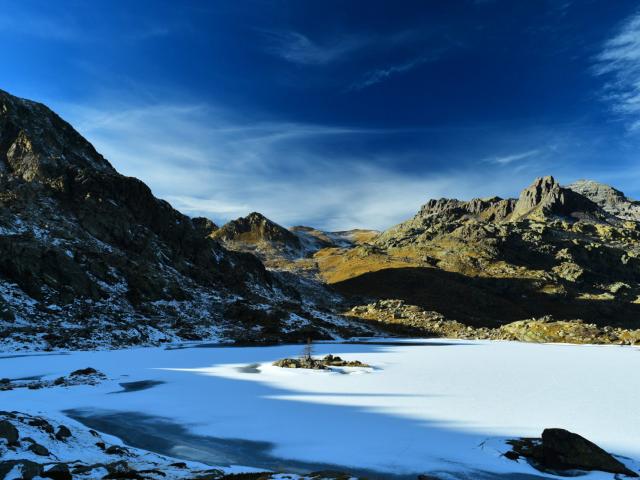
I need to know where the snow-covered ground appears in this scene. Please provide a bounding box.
[1,339,638,479]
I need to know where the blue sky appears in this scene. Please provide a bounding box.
[2,0,640,230]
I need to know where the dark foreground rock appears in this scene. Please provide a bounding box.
[0,411,225,479]
[507,428,638,477]
[0,411,363,480]
[0,419,19,445]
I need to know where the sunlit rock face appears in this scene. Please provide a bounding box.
[324,175,640,329]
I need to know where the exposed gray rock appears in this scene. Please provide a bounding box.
[568,179,640,222]
[511,176,599,220]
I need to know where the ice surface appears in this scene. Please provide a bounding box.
[1,339,638,478]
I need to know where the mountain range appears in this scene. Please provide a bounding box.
[1,88,639,350]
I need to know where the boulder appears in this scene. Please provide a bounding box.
[28,418,54,434]
[105,445,129,455]
[28,441,50,456]
[508,428,638,477]
[0,419,19,445]
[55,425,72,441]
[541,428,637,477]
[42,463,72,480]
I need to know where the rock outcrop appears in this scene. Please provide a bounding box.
[273,354,369,369]
[510,176,599,221]
[507,428,638,477]
[212,212,303,258]
[568,179,640,222]
[347,299,640,344]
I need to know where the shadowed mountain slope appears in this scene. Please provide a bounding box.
[0,89,372,349]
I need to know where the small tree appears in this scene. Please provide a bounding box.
[301,337,314,361]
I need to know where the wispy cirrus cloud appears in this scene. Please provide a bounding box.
[262,27,455,90]
[484,149,540,165]
[594,10,640,130]
[55,97,559,231]
[348,56,435,91]
[261,30,367,65]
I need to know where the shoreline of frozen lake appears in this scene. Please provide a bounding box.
[0,339,638,479]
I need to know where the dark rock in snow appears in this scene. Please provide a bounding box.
[42,463,72,480]
[105,445,130,455]
[541,428,638,477]
[28,441,50,456]
[0,419,19,445]
[55,425,72,441]
[70,367,99,376]
[27,418,54,434]
[508,428,638,477]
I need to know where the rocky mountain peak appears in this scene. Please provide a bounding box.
[511,175,598,221]
[409,196,515,225]
[511,175,561,219]
[568,179,640,222]
[417,198,466,217]
[213,212,301,250]
[191,217,219,238]
[569,179,626,201]
[0,89,115,183]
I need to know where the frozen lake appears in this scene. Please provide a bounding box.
[1,339,638,479]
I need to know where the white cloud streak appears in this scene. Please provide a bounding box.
[262,30,367,65]
[594,10,640,130]
[55,98,556,231]
[485,149,540,165]
[348,56,433,91]
[262,27,452,90]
